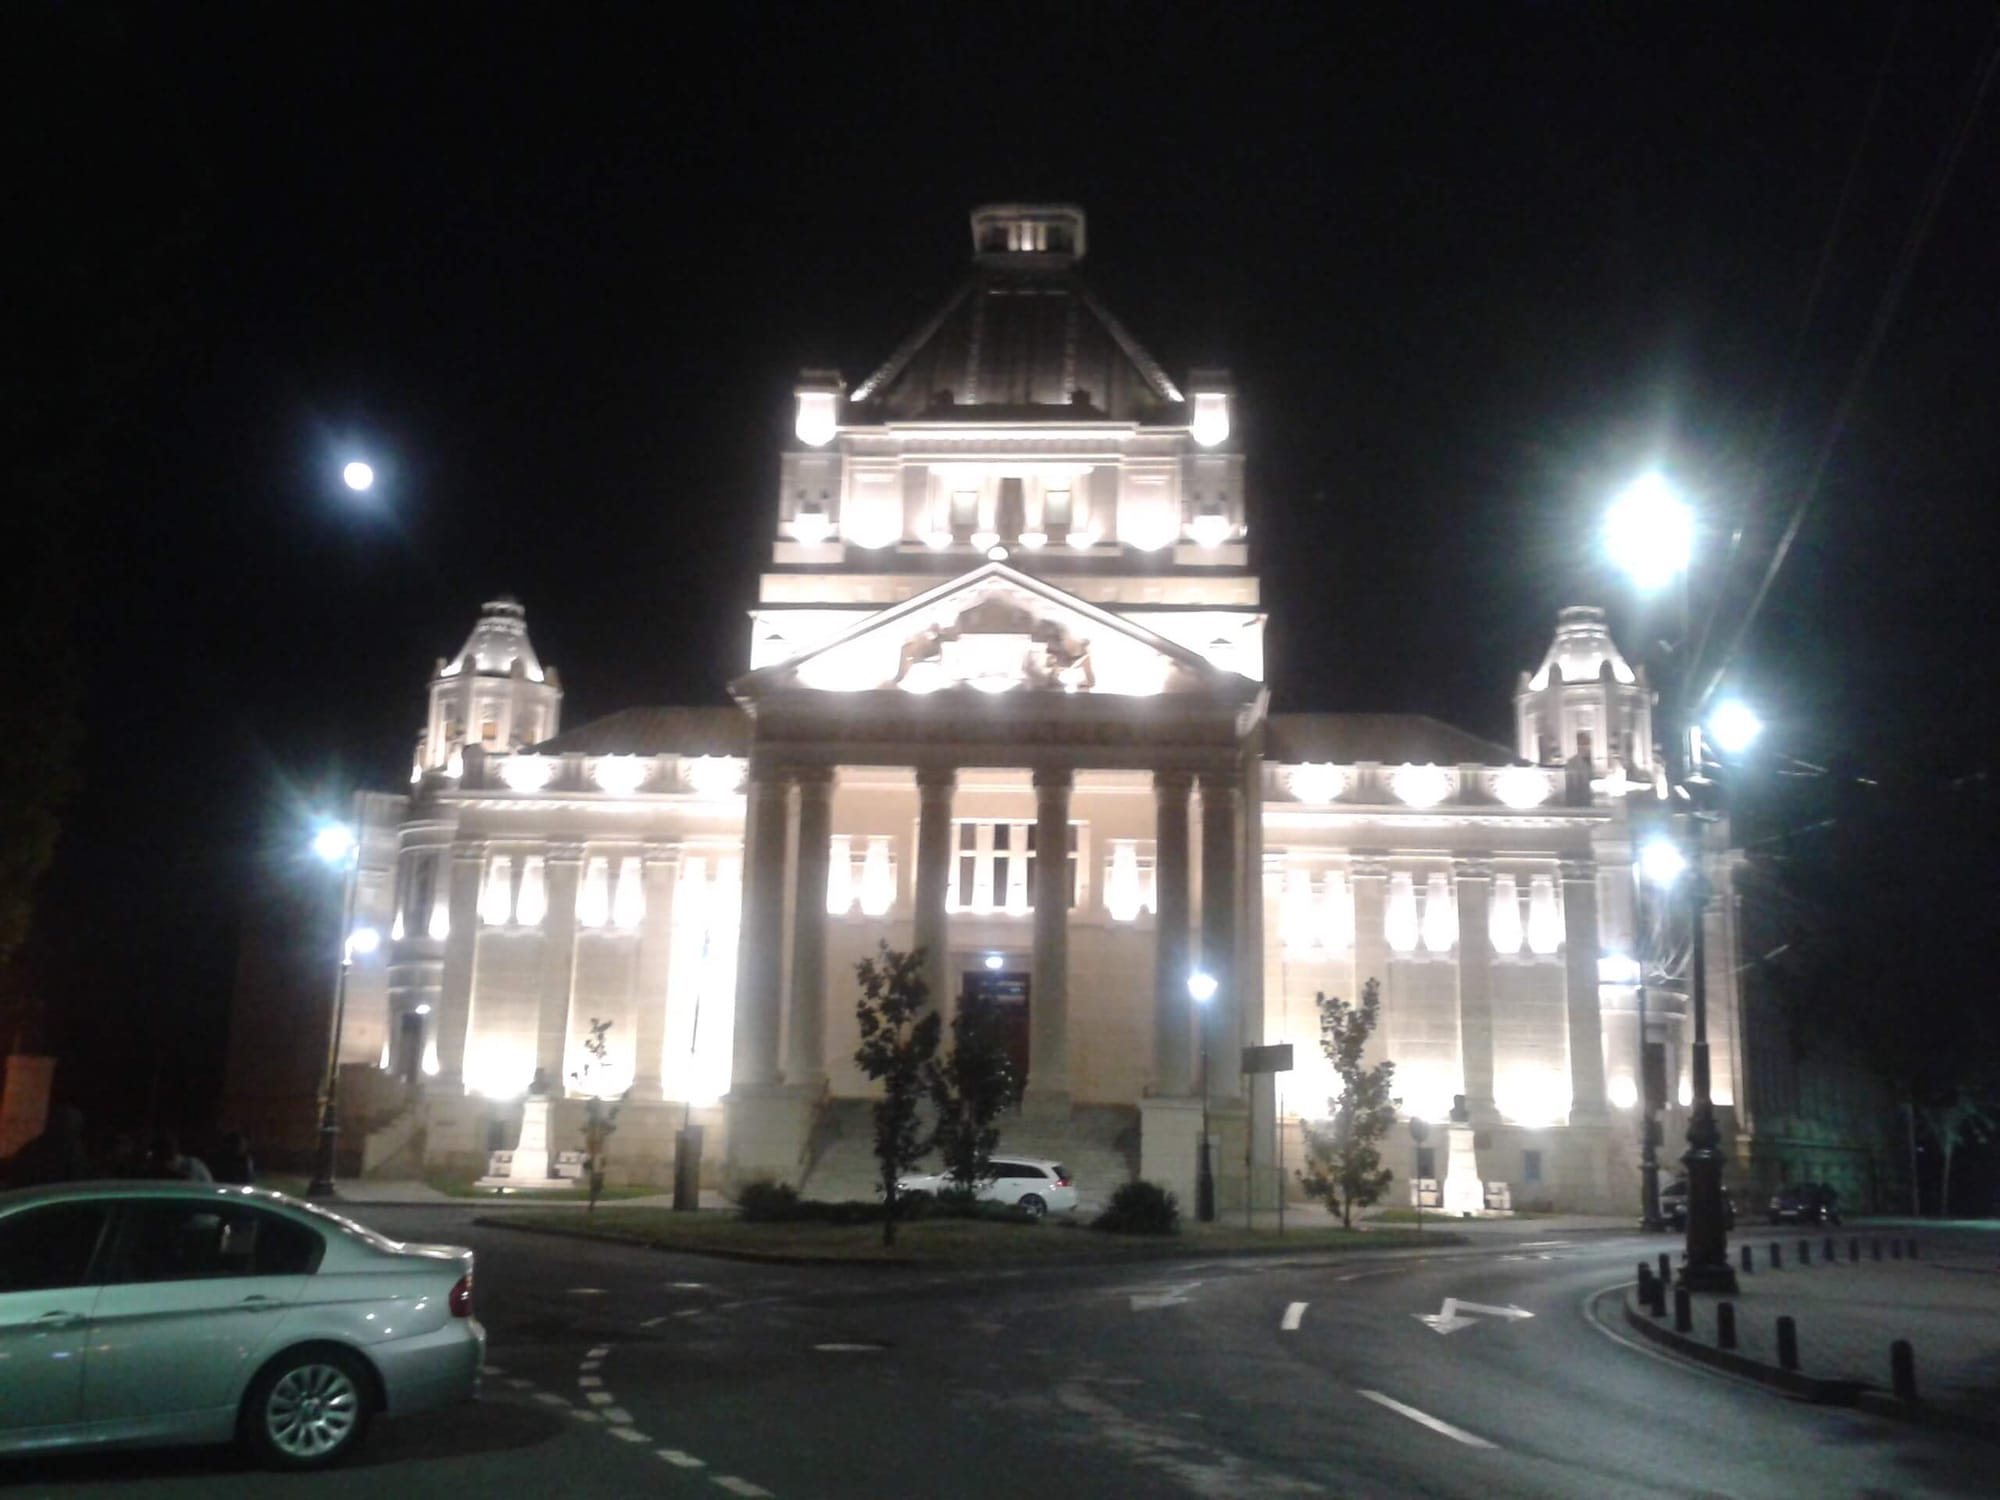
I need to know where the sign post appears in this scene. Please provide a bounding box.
[1242,1044,1295,1232]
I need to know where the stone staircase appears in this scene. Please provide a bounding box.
[796,1099,1138,1217]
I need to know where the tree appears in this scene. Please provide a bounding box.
[926,990,1024,1195]
[1297,979,1397,1228]
[569,1018,626,1212]
[853,943,941,1246]
[1917,1092,1998,1218]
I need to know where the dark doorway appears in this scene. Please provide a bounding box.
[398,1012,425,1084]
[961,968,1031,1088]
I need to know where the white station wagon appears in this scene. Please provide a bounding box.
[897,1157,1079,1219]
[0,1181,483,1469]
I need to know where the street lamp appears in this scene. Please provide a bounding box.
[1604,471,1739,1293]
[1188,970,1218,1223]
[307,818,372,1200]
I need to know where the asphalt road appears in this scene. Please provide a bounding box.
[7,1208,1994,1499]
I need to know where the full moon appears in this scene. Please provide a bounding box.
[342,461,375,492]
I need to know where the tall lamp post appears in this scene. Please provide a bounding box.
[1605,472,1746,1293]
[307,821,376,1200]
[1188,970,1218,1223]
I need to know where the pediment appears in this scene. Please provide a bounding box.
[733,564,1248,703]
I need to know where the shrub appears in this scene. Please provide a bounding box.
[1093,1180,1181,1235]
[735,1179,801,1222]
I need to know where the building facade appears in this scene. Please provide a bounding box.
[268,206,1769,1213]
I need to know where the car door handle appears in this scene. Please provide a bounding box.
[240,1295,286,1313]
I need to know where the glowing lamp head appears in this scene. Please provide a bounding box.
[984,953,1004,971]
[342,461,375,492]
[311,823,357,864]
[414,1003,432,1016]
[346,925,380,958]
[794,390,837,447]
[1188,513,1232,549]
[1604,472,1693,593]
[1187,970,1218,1004]
[1708,700,1763,756]
[1608,1075,1639,1110]
[1639,837,1688,889]
[788,508,833,545]
[1190,391,1231,447]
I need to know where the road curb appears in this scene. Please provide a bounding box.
[473,1215,1470,1269]
[1609,1287,2000,1442]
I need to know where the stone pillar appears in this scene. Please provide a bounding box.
[535,843,584,1086]
[914,766,956,1014]
[1350,857,1390,1069]
[1198,771,1242,1102]
[1152,770,1194,1095]
[785,768,835,1089]
[1029,766,1073,1099]
[731,764,789,1090]
[434,838,487,1090]
[1455,858,1498,1124]
[628,842,680,1101]
[1562,859,1609,1120]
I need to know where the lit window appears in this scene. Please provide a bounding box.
[945,820,1080,912]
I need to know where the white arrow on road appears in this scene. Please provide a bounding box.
[1413,1297,1535,1334]
[1128,1280,1202,1311]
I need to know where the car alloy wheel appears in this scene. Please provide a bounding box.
[247,1350,371,1469]
[1018,1193,1046,1220]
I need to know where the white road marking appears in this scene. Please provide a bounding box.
[588,1345,611,1358]
[670,1281,708,1290]
[534,1392,571,1407]
[568,1287,609,1296]
[675,1308,705,1318]
[711,1478,774,1498]
[1414,1297,1534,1334]
[1356,1389,1498,1450]
[569,1409,602,1423]
[641,1314,669,1328]
[1518,1240,1571,1250]
[580,1360,601,1371]
[1128,1280,1202,1311]
[658,1450,706,1468]
[608,1425,649,1443]
[586,1391,615,1406]
[579,1375,603,1387]
[602,1407,634,1425]
[1281,1301,1308,1331]
[504,1378,534,1390]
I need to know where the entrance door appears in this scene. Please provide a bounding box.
[960,969,1031,1089]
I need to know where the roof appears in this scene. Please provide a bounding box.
[532,705,749,757]
[848,270,1185,423]
[1265,713,1517,766]
[443,596,548,682]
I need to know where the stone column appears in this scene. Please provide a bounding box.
[1562,859,1609,1120]
[1350,856,1390,1070]
[914,766,956,1014]
[1198,771,1242,1102]
[433,838,487,1090]
[1454,858,1498,1124]
[1030,767,1074,1098]
[785,768,835,1089]
[1152,770,1194,1095]
[730,764,789,1090]
[628,842,680,1101]
[534,843,584,1086]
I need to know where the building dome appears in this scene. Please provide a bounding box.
[416,598,562,779]
[1515,606,1653,780]
[444,596,547,683]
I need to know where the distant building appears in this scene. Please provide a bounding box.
[227,205,1883,1212]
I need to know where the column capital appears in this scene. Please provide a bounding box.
[1152,768,1194,798]
[1350,854,1390,880]
[1456,856,1495,882]
[641,840,679,868]
[451,837,489,863]
[916,765,957,796]
[790,765,837,793]
[1196,768,1241,800]
[1560,858,1598,884]
[746,757,788,788]
[1032,765,1074,794]
[546,840,587,866]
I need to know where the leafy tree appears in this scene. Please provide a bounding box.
[926,991,1023,1194]
[1917,1093,1997,1218]
[1297,979,1397,1228]
[853,943,941,1246]
[569,1018,626,1212]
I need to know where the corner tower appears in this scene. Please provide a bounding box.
[751,204,1263,681]
[415,597,563,780]
[1514,605,1654,780]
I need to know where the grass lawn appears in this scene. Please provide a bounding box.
[487,1208,1461,1264]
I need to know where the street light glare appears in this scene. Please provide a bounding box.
[1708,700,1763,755]
[1604,472,1693,593]
[311,823,357,864]
[1187,970,1219,1004]
[1639,837,1688,889]
[342,461,375,492]
[347,926,381,957]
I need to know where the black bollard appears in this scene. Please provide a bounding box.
[1769,1241,1781,1270]
[1799,1239,1812,1266]
[1872,1238,1882,1262]
[1637,1261,1653,1298]
[1891,1339,1917,1401]
[1892,1239,1903,1260]
[1717,1300,1737,1350]
[1776,1315,1799,1371]
[1907,1238,1919,1260]
[1650,1274,1668,1318]
[1740,1243,1754,1274]
[1825,1235,1836,1263]
[1658,1252,1673,1289]
[1849,1237,1860,1263]
[1673,1284,1692,1333]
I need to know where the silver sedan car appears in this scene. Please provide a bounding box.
[0,1181,483,1469]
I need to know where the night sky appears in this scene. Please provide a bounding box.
[15,2,1999,1127]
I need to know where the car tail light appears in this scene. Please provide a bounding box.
[1055,1175,1073,1188]
[449,1272,474,1318]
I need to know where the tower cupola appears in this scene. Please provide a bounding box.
[1514,606,1653,780]
[415,597,562,780]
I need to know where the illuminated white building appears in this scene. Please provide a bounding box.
[321,206,1747,1212]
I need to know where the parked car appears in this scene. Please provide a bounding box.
[1768,1182,1841,1226]
[896,1158,1079,1219]
[1658,1177,1735,1231]
[0,1181,483,1469]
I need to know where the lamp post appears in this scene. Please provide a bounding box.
[307,820,375,1200]
[1188,970,1218,1222]
[1605,472,1739,1293]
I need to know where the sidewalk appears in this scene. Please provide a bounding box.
[1621,1227,2000,1438]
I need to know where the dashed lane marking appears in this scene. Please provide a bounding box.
[568,1288,609,1296]
[579,1375,603,1388]
[504,1378,534,1390]
[569,1409,602,1423]
[533,1393,571,1408]
[587,1345,610,1357]
[1355,1389,1497,1450]
[658,1450,706,1469]
[641,1315,669,1328]
[1281,1301,1308,1331]
[608,1426,650,1444]
[586,1391,615,1407]
[580,1360,602,1371]
[674,1308,705,1318]
[711,1478,775,1498]
[602,1408,633,1425]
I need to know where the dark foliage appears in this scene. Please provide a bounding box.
[1092,1180,1181,1236]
